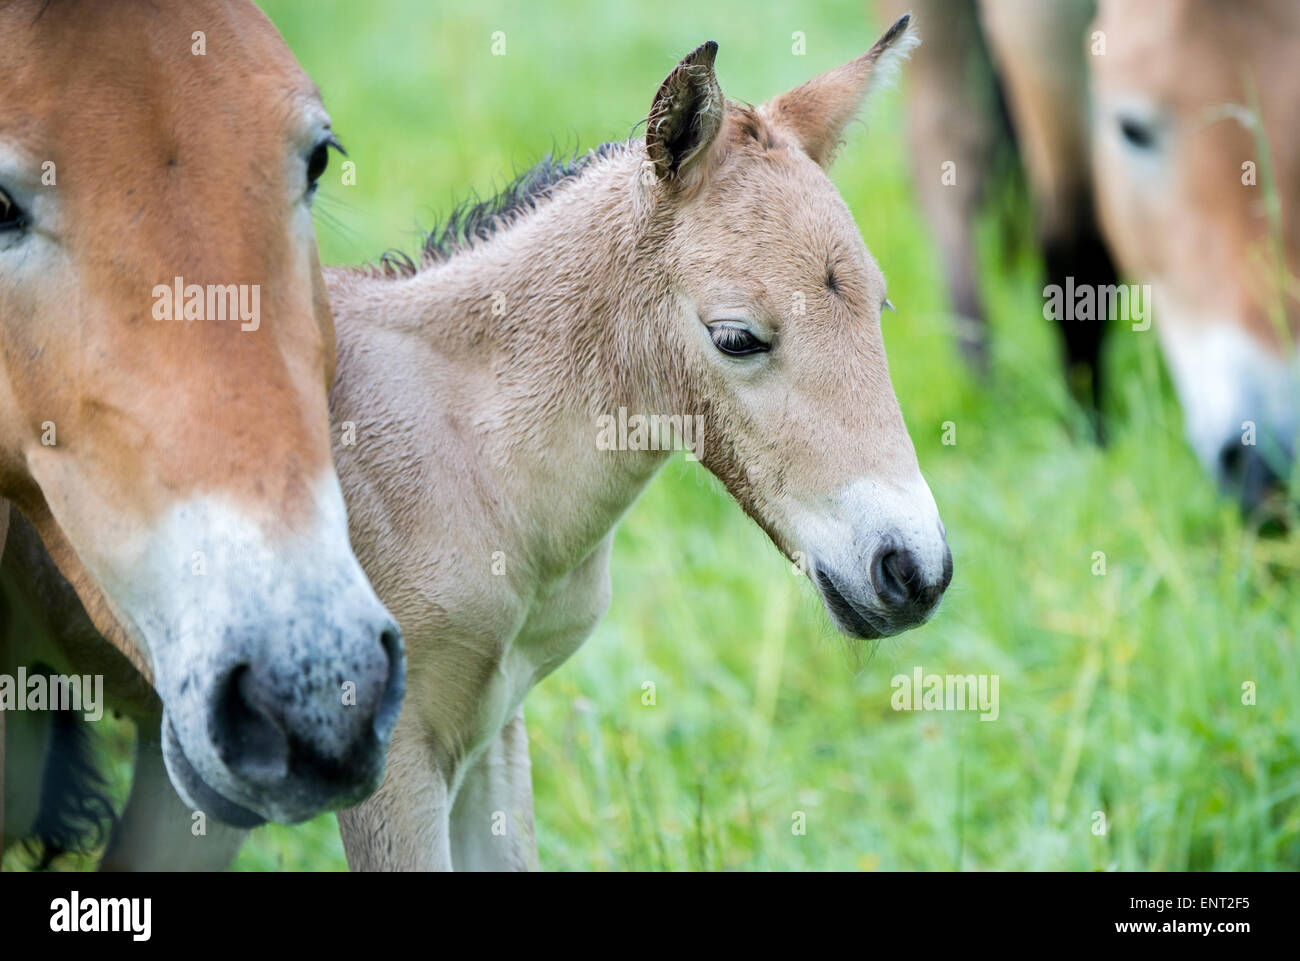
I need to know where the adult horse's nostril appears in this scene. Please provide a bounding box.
[940,544,954,592]
[871,547,920,610]
[373,625,406,743]
[210,664,290,785]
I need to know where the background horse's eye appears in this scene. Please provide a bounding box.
[0,188,27,232]
[1119,115,1156,150]
[710,323,769,357]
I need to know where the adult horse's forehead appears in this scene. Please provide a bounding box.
[0,2,325,278]
[1,0,320,143]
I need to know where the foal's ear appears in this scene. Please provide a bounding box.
[764,14,919,167]
[646,41,724,183]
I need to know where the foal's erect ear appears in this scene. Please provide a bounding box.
[646,41,724,183]
[764,14,919,167]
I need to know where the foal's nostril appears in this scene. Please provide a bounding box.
[210,664,290,785]
[871,544,949,614]
[871,547,920,610]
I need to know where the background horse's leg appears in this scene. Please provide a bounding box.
[978,0,1116,429]
[337,714,453,871]
[881,0,1005,375]
[449,707,538,872]
[100,713,248,871]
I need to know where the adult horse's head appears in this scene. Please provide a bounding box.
[0,0,402,825]
[1089,0,1300,516]
[640,16,951,638]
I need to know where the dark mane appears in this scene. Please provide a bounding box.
[17,666,117,870]
[372,140,629,278]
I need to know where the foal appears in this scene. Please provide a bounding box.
[327,16,949,870]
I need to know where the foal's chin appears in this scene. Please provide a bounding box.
[813,566,936,640]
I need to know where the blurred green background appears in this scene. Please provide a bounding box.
[15,0,1299,871]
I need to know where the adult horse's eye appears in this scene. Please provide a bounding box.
[1119,115,1156,151]
[709,322,769,357]
[0,187,28,232]
[305,137,340,201]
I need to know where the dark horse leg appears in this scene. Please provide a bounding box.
[1043,192,1118,441]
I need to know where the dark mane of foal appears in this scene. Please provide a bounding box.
[372,140,629,278]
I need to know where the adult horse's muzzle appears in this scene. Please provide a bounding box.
[160,620,404,827]
[115,482,407,826]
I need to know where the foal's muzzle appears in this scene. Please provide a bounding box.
[814,534,953,640]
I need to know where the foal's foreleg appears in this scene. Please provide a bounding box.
[449,708,538,871]
[100,713,248,871]
[337,715,454,871]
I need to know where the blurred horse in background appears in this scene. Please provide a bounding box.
[886,0,1300,516]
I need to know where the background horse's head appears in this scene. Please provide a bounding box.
[638,17,951,638]
[1089,0,1300,516]
[0,0,402,824]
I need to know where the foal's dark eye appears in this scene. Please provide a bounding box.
[0,188,27,232]
[710,324,769,357]
[1119,115,1156,150]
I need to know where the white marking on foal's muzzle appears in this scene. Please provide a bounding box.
[791,473,950,637]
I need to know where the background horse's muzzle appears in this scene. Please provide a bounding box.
[1217,437,1292,523]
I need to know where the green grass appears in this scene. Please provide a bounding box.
[243,0,1300,871]
[10,0,1296,872]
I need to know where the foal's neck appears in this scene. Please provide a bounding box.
[368,148,677,577]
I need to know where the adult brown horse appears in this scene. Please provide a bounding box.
[0,0,403,858]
